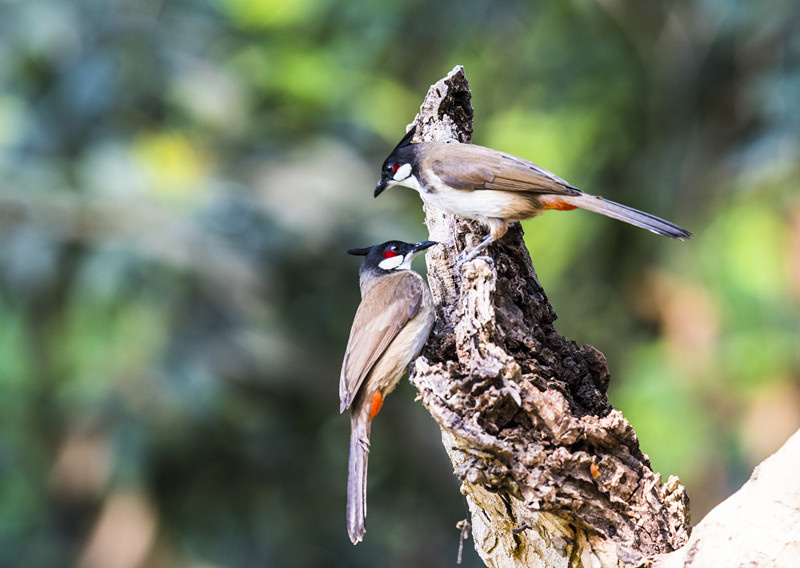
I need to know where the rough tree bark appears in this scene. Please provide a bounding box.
[407,66,800,567]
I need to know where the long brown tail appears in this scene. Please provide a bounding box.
[566,193,692,240]
[346,417,371,544]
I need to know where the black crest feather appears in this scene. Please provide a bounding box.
[346,247,372,256]
[392,125,417,152]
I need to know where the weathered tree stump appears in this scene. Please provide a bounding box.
[409,65,691,567]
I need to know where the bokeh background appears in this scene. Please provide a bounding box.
[1,1,799,566]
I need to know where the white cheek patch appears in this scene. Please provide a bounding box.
[378,255,404,270]
[393,163,412,181]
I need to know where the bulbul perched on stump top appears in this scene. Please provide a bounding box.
[375,125,690,261]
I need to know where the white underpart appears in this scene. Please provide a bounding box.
[397,252,416,270]
[394,173,425,194]
[425,185,536,221]
[378,254,404,270]
[394,175,535,222]
[393,163,413,181]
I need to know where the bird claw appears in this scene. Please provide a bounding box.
[456,250,494,269]
[456,235,495,266]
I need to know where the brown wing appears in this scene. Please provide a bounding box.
[429,142,581,196]
[339,272,424,412]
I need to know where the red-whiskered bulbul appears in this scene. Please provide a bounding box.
[375,126,691,260]
[340,240,436,544]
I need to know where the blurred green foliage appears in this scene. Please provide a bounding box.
[0,0,798,566]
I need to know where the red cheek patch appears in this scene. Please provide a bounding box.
[383,250,399,258]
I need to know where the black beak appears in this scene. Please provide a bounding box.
[374,178,388,198]
[412,240,438,254]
